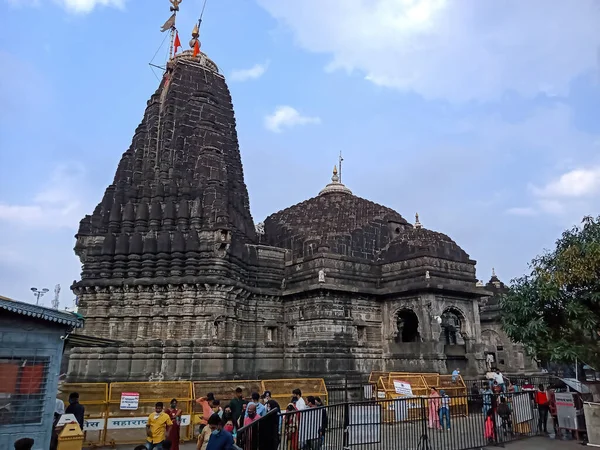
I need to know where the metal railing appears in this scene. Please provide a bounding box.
[237,392,540,450]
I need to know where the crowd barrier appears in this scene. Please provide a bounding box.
[57,377,327,447]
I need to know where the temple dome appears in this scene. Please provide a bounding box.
[376,224,472,263]
[263,167,410,261]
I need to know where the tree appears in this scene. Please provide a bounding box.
[501,215,600,370]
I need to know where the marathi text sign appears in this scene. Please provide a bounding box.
[120,392,140,410]
[107,415,191,429]
[84,418,105,431]
[393,380,413,396]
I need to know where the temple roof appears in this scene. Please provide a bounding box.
[0,295,84,328]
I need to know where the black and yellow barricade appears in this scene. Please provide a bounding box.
[106,381,193,446]
[57,382,108,448]
[369,371,389,399]
[260,378,328,407]
[191,380,261,438]
[436,374,469,416]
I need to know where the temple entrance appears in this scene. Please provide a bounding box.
[440,308,464,345]
[396,309,420,343]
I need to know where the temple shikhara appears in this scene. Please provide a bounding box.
[68,6,536,382]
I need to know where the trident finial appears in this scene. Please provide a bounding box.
[170,0,182,11]
[492,267,496,277]
[415,213,422,229]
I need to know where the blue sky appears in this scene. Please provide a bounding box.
[1,0,600,308]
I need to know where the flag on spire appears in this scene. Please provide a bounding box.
[193,40,200,57]
[174,32,181,55]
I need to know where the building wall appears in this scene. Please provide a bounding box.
[0,316,65,450]
[480,320,538,373]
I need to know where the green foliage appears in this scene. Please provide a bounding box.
[501,216,600,368]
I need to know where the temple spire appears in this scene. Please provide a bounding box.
[319,165,352,196]
[415,213,422,229]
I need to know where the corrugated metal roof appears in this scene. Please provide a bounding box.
[0,295,84,328]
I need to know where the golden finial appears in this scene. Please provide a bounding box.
[333,165,338,175]
[192,23,199,38]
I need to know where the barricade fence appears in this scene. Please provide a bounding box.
[237,392,541,450]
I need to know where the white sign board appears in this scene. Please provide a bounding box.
[393,380,413,396]
[120,392,140,410]
[84,418,106,431]
[107,415,191,429]
[348,405,381,445]
[56,414,78,427]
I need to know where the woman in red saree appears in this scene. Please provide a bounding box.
[165,398,183,450]
[284,403,299,450]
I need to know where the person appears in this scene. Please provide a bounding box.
[206,413,234,450]
[292,389,306,410]
[50,398,66,450]
[237,402,248,430]
[482,385,493,415]
[197,393,217,427]
[243,403,260,427]
[65,392,85,430]
[548,386,559,435]
[484,409,495,443]
[492,380,502,395]
[497,397,512,435]
[535,384,549,433]
[428,387,441,429]
[14,439,34,450]
[245,392,265,418]
[146,402,173,450]
[315,396,328,448]
[197,416,213,450]
[439,390,450,431]
[283,403,299,450]
[165,398,183,450]
[213,399,224,419]
[494,370,505,393]
[259,400,281,450]
[229,387,245,426]
[452,368,460,383]
[263,391,272,403]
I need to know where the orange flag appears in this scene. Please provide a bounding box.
[174,32,181,55]
[193,40,200,57]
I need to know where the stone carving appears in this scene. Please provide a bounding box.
[255,222,265,235]
[486,353,495,371]
[318,269,326,283]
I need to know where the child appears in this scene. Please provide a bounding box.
[484,409,496,443]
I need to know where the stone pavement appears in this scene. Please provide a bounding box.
[101,436,582,450]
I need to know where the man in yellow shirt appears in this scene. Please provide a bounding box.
[146,402,173,450]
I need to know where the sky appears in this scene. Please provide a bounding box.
[1,0,600,308]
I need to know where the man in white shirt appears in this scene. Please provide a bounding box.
[292,388,307,410]
[494,370,505,392]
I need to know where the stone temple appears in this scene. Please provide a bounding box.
[68,45,534,382]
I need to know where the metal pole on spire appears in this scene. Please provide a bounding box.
[339,151,344,183]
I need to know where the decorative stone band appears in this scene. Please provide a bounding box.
[168,50,220,74]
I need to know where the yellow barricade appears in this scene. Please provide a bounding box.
[378,375,429,422]
[57,382,108,448]
[191,380,262,438]
[261,378,328,407]
[106,381,193,446]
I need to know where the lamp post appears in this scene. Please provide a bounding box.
[31,287,49,306]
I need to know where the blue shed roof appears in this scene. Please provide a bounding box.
[0,295,84,328]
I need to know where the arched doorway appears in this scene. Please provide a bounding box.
[396,309,420,343]
[440,308,464,345]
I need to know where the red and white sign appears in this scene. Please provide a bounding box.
[120,392,140,410]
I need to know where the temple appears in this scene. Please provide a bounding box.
[68,15,535,382]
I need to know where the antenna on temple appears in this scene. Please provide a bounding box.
[198,0,209,34]
[339,151,344,183]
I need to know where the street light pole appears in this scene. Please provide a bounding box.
[31,287,49,306]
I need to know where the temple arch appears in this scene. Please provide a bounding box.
[395,309,420,343]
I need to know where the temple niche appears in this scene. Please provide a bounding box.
[67,20,533,382]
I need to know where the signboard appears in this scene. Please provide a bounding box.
[584,402,600,447]
[377,391,386,399]
[393,380,413,396]
[120,392,140,410]
[84,418,106,431]
[556,392,580,430]
[107,415,191,429]
[56,414,78,427]
[348,405,381,445]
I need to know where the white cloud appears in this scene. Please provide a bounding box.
[531,167,600,198]
[0,163,88,229]
[264,105,321,133]
[230,61,269,82]
[6,0,125,13]
[257,0,600,102]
